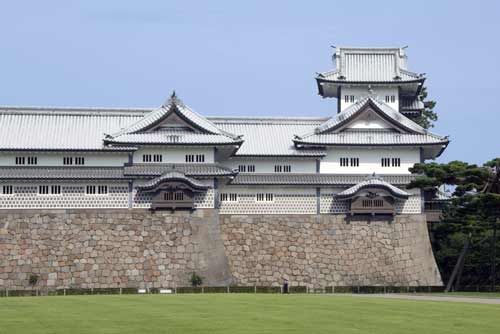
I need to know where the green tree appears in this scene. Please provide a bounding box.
[409,158,500,288]
[413,87,438,129]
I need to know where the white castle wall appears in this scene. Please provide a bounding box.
[320,147,420,174]
[0,152,129,167]
[222,158,317,173]
[0,181,129,209]
[340,86,399,111]
[133,147,215,164]
[218,186,317,214]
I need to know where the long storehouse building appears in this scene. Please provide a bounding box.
[0,47,448,216]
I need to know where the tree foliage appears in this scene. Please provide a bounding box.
[413,87,438,129]
[409,158,500,287]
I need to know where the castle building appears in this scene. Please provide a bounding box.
[0,47,449,289]
[0,47,449,216]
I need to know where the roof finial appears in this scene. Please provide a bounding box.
[163,90,183,108]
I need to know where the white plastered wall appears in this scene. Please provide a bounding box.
[0,181,129,209]
[222,158,317,173]
[133,147,215,164]
[0,152,129,167]
[218,185,317,214]
[320,147,419,175]
[341,86,399,112]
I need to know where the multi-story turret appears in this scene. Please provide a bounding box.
[316,47,425,118]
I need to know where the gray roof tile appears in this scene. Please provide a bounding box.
[295,97,448,146]
[317,47,424,83]
[230,173,417,186]
[105,131,240,145]
[0,109,143,151]
[0,167,125,179]
[335,176,410,199]
[401,96,425,111]
[136,171,209,191]
[213,118,326,156]
[294,131,447,146]
[124,163,236,177]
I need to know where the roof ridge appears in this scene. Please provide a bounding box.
[0,106,153,114]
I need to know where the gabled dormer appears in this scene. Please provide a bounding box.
[103,93,243,147]
[294,97,449,159]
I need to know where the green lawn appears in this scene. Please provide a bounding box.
[414,292,500,298]
[1,294,499,334]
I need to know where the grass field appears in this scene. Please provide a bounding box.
[1,294,500,334]
[416,292,500,298]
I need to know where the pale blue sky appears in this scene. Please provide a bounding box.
[1,0,498,164]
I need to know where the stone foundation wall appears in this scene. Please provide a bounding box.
[0,210,441,289]
[0,210,230,289]
[220,214,442,287]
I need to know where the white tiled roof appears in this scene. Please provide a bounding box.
[213,118,327,156]
[112,95,224,136]
[0,108,143,151]
[315,97,427,134]
[295,97,448,147]
[317,47,424,83]
[295,131,447,146]
[105,131,240,145]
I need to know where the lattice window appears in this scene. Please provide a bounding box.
[385,95,396,103]
[195,154,205,162]
[143,154,152,162]
[98,185,108,195]
[2,185,13,195]
[274,165,291,173]
[256,193,273,202]
[39,185,49,195]
[238,165,246,172]
[247,165,255,173]
[86,185,96,194]
[153,154,162,162]
[220,193,238,202]
[50,185,61,195]
[15,157,26,165]
[74,157,85,165]
[63,157,73,165]
[185,154,194,162]
[27,157,38,165]
[391,158,401,167]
